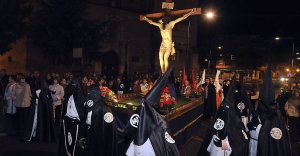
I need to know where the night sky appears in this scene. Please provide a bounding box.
[199,0,300,39]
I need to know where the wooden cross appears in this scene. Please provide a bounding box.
[139,0,201,21]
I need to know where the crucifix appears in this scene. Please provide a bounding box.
[140,0,201,74]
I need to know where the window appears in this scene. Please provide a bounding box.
[8,56,12,63]
[132,56,139,62]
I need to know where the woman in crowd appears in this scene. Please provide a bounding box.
[183,80,191,99]
[98,78,106,88]
[4,75,17,115]
[49,77,65,127]
[12,74,32,138]
[4,75,17,132]
[285,91,300,155]
[133,79,141,94]
[60,77,68,89]
[140,78,148,95]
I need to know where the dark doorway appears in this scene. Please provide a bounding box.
[102,51,120,78]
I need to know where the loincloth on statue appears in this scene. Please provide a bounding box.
[160,42,175,55]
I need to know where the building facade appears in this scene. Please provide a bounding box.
[0,0,200,76]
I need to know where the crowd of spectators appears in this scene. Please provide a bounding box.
[0,69,199,136]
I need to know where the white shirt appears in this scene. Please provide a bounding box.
[249,124,262,156]
[140,83,148,94]
[49,84,64,106]
[86,111,92,125]
[126,138,156,156]
[207,136,232,156]
[65,95,80,120]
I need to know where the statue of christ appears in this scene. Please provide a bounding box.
[142,9,195,74]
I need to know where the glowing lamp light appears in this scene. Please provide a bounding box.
[297,57,300,60]
[286,68,290,72]
[275,37,280,40]
[296,53,299,55]
[280,77,288,82]
[206,12,215,19]
[297,69,300,72]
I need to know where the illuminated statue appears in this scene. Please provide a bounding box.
[142,9,195,74]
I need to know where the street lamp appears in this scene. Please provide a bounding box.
[218,46,223,57]
[205,11,215,19]
[275,36,295,73]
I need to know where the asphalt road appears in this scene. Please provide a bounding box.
[0,119,298,156]
[0,125,206,156]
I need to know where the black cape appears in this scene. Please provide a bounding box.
[203,83,217,120]
[128,65,180,156]
[61,78,87,121]
[23,80,56,142]
[235,74,255,126]
[57,78,87,156]
[199,75,249,156]
[257,67,291,156]
[117,105,142,155]
[84,87,117,156]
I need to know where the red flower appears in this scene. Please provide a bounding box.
[162,87,169,94]
[160,87,176,107]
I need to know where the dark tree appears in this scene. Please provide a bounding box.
[29,0,108,66]
[0,0,31,55]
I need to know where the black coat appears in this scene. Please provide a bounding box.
[199,76,249,156]
[257,110,291,156]
[57,79,87,156]
[85,87,117,156]
[127,65,180,156]
[199,104,249,156]
[23,87,55,142]
[203,83,217,119]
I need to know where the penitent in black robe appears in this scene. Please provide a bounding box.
[57,78,87,156]
[126,65,180,156]
[203,83,217,120]
[84,87,117,156]
[199,75,249,156]
[235,74,255,131]
[23,80,56,142]
[257,111,291,156]
[256,66,291,156]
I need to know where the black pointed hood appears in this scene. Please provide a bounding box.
[226,73,250,156]
[257,66,275,115]
[134,65,174,145]
[200,73,249,156]
[213,73,237,133]
[256,66,292,156]
[145,65,174,106]
[223,73,237,107]
[63,77,86,121]
[238,73,254,113]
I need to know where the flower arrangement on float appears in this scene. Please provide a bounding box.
[160,87,176,111]
[99,86,117,105]
[194,85,204,97]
